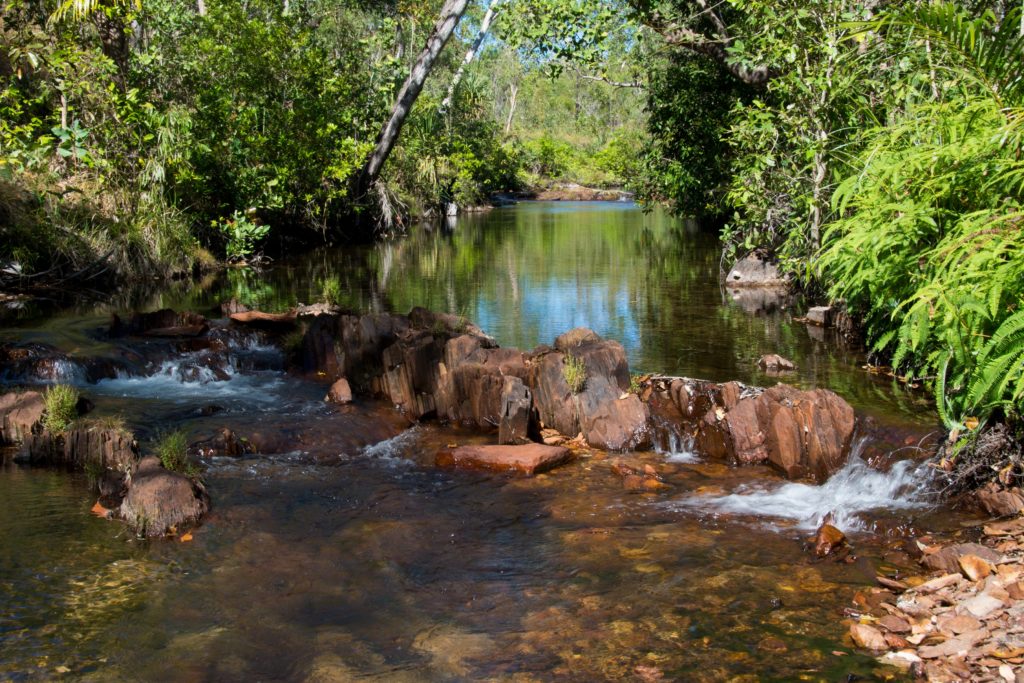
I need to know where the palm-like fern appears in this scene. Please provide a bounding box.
[49,0,139,24]
[967,309,1024,414]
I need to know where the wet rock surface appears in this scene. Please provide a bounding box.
[119,456,210,537]
[436,443,572,475]
[0,390,44,444]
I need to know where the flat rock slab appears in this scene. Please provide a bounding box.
[436,444,571,475]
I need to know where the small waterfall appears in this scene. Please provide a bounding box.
[676,438,936,532]
[654,429,700,464]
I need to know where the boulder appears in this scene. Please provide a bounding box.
[528,351,580,438]
[725,254,788,288]
[498,376,533,445]
[812,522,847,557]
[326,378,353,404]
[554,327,603,351]
[436,444,571,475]
[229,310,297,328]
[806,306,833,327]
[693,383,856,481]
[379,332,446,418]
[119,456,210,537]
[577,374,650,451]
[0,390,45,444]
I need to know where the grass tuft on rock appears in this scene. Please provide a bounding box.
[563,354,587,394]
[43,384,79,433]
[154,429,200,477]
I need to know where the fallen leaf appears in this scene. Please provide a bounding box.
[180,532,193,543]
[90,501,111,518]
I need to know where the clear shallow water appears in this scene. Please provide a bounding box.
[0,202,950,681]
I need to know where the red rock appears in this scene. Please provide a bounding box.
[959,554,994,581]
[877,615,911,633]
[757,354,796,372]
[498,377,533,445]
[435,444,571,475]
[937,615,982,635]
[327,378,353,404]
[229,310,297,327]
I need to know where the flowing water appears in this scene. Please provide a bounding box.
[0,202,961,681]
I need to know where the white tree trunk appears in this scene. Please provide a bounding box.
[441,0,501,112]
[504,82,518,134]
[359,0,471,191]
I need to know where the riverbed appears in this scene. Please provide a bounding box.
[1,202,956,681]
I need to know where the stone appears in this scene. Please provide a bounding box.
[498,376,533,445]
[119,457,210,537]
[922,543,1002,575]
[877,615,911,634]
[917,573,964,593]
[849,623,888,651]
[18,424,138,472]
[326,378,353,404]
[959,554,994,581]
[938,615,983,635]
[529,351,580,438]
[190,428,248,458]
[962,593,1003,619]
[917,629,987,658]
[757,354,796,372]
[0,390,45,444]
[725,254,788,288]
[436,444,571,475]
[813,522,847,557]
[806,306,833,327]
[878,650,922,671]
[975,483,1024,518]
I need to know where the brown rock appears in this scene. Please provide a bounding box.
[806,306,833,327]
[877,615,911,634]
[976,483,1024,517]
[938,615,983,635]
[813,523,847,557]
[326,378,353,404]
[922,543,1002,575]
[917,628,987,658]
[498,376,533,445]
[119,457,210,537]
[435,444,571,475]
[0,390,45,444]
[849,623,888,651]
[917,573,964,593]
[553,327,603,351]
[959,554,994,581]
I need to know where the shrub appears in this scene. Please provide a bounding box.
[320,277,343,306]
[154,429,199,477]
[563,354,587,394]
[214,210,270,261]
[43,384,79,433]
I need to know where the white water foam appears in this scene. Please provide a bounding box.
[359,428,421,466]
[655,430,701,464]
[675,440,935,532]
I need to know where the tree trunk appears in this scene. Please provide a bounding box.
[93,11,129,90]
[504,82,518,134]
[357,0,471,194]
[441,0,501,112]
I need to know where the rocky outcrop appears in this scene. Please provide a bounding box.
[436,444,571,475]
[645,377,856,481]
[0,390,44,444]
[119,456,209,537]
[17,423,138,472]
[725,254,789,288]
[326,378,353,404]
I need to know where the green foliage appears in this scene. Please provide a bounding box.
[214,211,270,261]
[43,385,79,434]
[818,3,1024,428]
[154,429,199,477]
[320,277,343,305]
[563,354,587,394]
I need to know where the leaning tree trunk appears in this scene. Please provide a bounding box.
[357,0,471,195]
[440,0,501,113]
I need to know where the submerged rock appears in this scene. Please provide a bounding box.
[757,354,796,373]
[326,377,353,404]
[436,444,571,475]
[812,522,847,558]
[119,456,209,537]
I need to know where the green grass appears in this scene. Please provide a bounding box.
[43,384,79,433]
[153,429,200,477]
[563,354,587,394]
[320,277,343,306]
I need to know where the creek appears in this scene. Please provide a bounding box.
[0,202,962,681]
